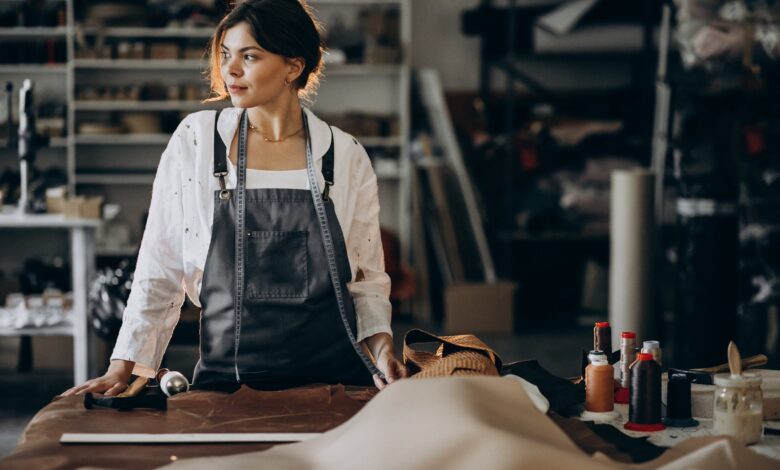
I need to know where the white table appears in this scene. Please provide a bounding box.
[0,208,100,385]
[576,403,780,461]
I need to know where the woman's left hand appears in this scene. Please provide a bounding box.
[373,348,408,390]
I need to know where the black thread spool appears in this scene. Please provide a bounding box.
[663,374,699,428]
[625,353,666,432]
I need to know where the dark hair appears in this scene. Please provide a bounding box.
[204,0,325,104]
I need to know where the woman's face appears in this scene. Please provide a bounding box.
[219,22,301,108]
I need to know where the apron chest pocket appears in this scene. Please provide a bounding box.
[245,230,308,300]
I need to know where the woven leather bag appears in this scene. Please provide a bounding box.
[403,329,503,378]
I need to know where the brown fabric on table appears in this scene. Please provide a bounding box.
[403,329,502,378]
[0,384,375,470]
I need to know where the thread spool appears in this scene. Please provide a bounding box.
[594,321,612,358]
[663,374,699,428]
[619,332,637,387]
[625,353,665,432]
[615,331,637,404]
[585,356,614,412]
[641,340,662,366]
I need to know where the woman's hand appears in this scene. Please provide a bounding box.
[364,332,409,390]
[61,359,135,397]
[373,348,408,390]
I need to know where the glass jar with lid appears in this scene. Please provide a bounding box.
[713,373,763,445]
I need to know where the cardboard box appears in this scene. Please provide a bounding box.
[46,186,67,214]
[63,196,104,219]
[149,43,179,59]
[444,282,516,334]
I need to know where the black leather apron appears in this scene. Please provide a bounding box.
[192,108,375,391]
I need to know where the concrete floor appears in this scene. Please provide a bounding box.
[0,324,592,458]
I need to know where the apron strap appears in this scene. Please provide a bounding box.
[321,126,335,201]
[212,109,229,200]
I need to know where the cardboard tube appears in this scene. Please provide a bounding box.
[609,169,655,349]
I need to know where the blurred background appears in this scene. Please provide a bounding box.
[1,0,779,456]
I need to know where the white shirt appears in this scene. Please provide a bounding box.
[110,106,393,378]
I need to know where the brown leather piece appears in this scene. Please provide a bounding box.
[403,329,502,378]
[0,385,376,470]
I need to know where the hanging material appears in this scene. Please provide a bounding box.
[416,68,496,283]
[609,169,656,350]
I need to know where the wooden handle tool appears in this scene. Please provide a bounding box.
[693,353,767,374]
[117,377,149,398]
[728,340,742,376]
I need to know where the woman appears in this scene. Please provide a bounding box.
[63,0,407,395]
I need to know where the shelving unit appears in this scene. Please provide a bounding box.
[0,210,99,386]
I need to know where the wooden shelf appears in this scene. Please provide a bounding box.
[327,64,403,76]
[0,324,73,337]
[95,244,138,257]
[75,134,170,145]
[76,173,155,185]
[77,26,213,38]
[0,137,67,148]
[357,136,402,147]
[74,59,205,70]
[0,26,68,38]
[0,64,67,74]
[0,210,100,228]
[75,100,223,111]
[310,0,403,5]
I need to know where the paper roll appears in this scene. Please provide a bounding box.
[609,169,655,348]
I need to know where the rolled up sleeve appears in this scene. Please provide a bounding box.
[110,123,188,378]
[346,143,393,342]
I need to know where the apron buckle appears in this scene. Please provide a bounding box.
[216,172,231,200]
[322,181,333,202]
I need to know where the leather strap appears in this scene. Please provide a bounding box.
[403,329,503,376]
[212,109,229,199]
[322,127,334,201]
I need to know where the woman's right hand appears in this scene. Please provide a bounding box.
[61,359,135,397]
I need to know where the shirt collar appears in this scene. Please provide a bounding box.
[217,106,331,163]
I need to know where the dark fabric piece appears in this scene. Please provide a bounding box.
[0,385,375,470]
[549,412,667,464]
[501,359,584,413]
[195,109,372,388]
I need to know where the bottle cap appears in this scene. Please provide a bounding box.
[595,321,610,328]
[621,332,636,339]
[637,353,654,361]
[642,340,660,350]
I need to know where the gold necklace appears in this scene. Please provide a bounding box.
[247,120,304,143]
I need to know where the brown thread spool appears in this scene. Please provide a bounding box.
[619,332,637,388]
[585,353,614,413]
[594,321,612,358]
[625,353,665,432]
